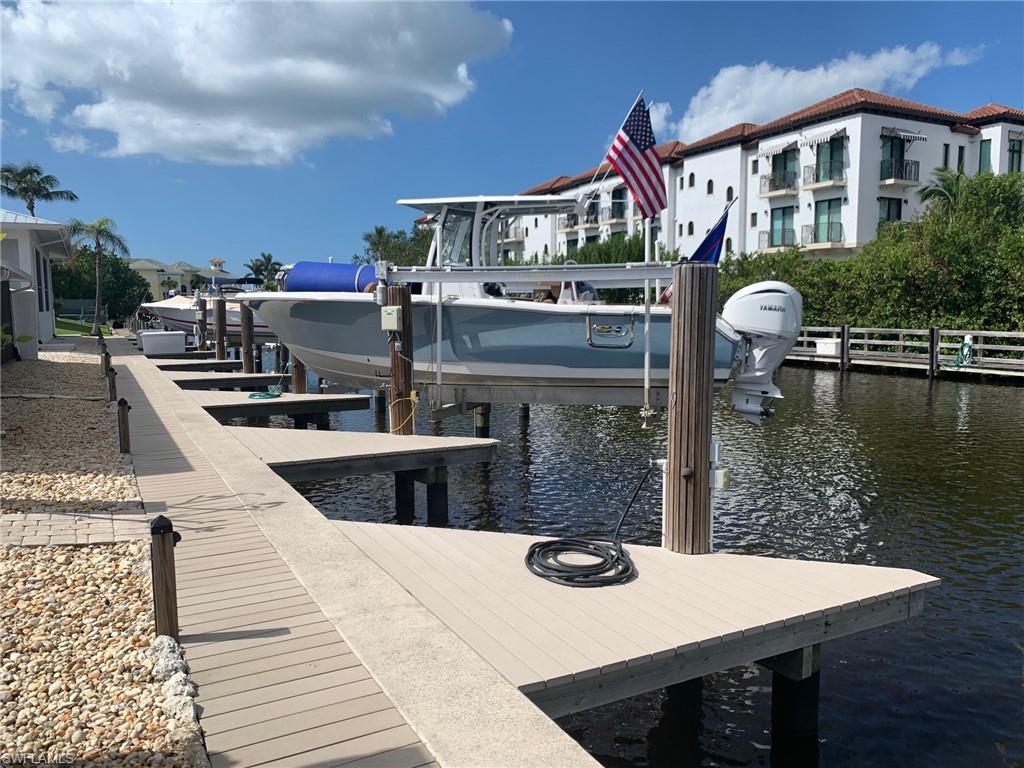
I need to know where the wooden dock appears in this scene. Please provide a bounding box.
[145,349,216,360]
[334,522,938,716]
[188,390,369,424]
[166,370,290,390]
[155,358,244,372]
[229,425,498,481]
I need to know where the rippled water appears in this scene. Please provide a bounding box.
[293,367,1024,768]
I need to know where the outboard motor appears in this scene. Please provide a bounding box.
[720,281,803,425]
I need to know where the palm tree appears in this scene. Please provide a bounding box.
[919,167,966,223]
[66,218,130,335]
[159,275,178,296]
[1,162,79,217]
[362,226,392,262]
[243,252,283,286]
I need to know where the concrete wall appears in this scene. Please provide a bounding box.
[1,230,60,358]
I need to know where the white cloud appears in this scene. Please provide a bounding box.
[671,43,983,142]
[1,2,513,165]
[648,101,677,138]
[48,132,92,153]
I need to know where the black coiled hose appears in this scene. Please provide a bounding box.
[524,465,654,587]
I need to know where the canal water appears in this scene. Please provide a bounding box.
[295,366,1023,768]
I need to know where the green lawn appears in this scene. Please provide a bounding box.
[54,317,113,336]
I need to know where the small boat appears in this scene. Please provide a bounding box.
[240,196,803,422]
[141,292,276,341]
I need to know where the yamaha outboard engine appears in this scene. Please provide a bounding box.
[720,281,803,424]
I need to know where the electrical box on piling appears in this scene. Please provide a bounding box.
[381,306,402,332]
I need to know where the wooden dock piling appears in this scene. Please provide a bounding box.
[387,285,415,436]
[195,297,207,349]
[213,298,227,360]
[239,303,255,373]
[663,262,716,555]
[474,404,491,439]
[928,326,940,378]
[150,515,181,640]
[840,324,851,371]
[291,357,308,394]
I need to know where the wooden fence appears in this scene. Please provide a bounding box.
[789,325,1024,378]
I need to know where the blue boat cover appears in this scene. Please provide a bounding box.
[286,262,376,293]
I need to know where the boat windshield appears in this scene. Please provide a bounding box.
[440,210,473,265]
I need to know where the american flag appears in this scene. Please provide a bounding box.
[605,94,667,220]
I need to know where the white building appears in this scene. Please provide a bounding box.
[518,89,1023,261]
[0,209,73,360]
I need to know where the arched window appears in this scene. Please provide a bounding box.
[687,221,694,236]
[688,173,695,188]
[707,180,714,195]
[725,238,733,254]
[726,186,734,202]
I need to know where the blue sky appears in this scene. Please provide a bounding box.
[2,1,1022,275]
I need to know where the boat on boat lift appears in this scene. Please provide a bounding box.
[240,195,803,424]
[141,287,276,342]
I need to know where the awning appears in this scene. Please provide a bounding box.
[800,127,847,149]
[0,261,33,287]
[758,140,797,159]
[881,127,927,144]
[1009,129,1024,141]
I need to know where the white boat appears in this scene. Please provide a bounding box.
[240,196,803,422]
[141,293,276,341]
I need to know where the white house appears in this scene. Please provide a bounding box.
[519,89,1023,261]
[0,209,73,360]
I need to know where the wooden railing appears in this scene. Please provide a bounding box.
[789,325,1024,377]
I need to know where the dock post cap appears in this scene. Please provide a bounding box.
[150,515,181,544]
[117,397,131,410]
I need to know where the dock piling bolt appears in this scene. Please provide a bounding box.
[117,398,132,453]
[106,366,118,402]
[150,515,182,640]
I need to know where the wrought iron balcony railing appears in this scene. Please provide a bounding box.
[499,224,525,240]
[760,170,798,194]
[802,222,844,245]
[803,161,846,185]
[558,213,579,229]
[583,210,600,225]
[758,228,796,249]
[602,205,628,222]
[880,158,920,182]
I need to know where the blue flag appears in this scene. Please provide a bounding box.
[688,203,732,264]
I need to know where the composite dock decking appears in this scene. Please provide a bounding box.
[145,350,216,360]
[155,358,245,372]
[228,425,498,481]
[166,370,291,390]
[188,390,369,421]
[335,521,939,717]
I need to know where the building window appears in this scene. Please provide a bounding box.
[878,197,902,225]
[1010,139,1023,173]
[770,207,795,247]
[957,146,965,172]
[814,198,842,243]
[880,135,905,179]
[979,139,992,173]
[751,159,758,175]
[706,180,714,195]
[726,186,734,202]
[36,253,44,312]
[687,221,694,236]
[942,143,950,169]
[677,223,683,237]
[725,237,733,254]
[750,212,757,228]
[534,218,538,228]
[678,176,684,190]
[688,173,695,188]
[525,227,529,237]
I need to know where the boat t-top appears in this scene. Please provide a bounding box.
[239,195,803,424]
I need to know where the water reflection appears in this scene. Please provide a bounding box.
[295,367,1024,768]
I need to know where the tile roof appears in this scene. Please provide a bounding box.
[521,89,1023,193]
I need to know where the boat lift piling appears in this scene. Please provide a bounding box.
[239,302,256,374]
[195,297,207,349]
[213,298,227,360]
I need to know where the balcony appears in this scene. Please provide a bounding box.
[758,229,797,250]
[803,162,846,189]
[499,224,525,241]
[558,213,579,230]
[759,170,798,197]
[582,210,600,226]
[801,223,845,249]
[601,204,628,223]
[880,159,920,185]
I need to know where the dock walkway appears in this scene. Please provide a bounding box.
[109,337,596,768]
[188,390,369,423]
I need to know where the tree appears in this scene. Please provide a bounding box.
[189,273,204,292]
[159,275,178,296]
[1,162,78,217]
[352,225,433,267]
[65,218,130,335]
[243,251,283,287]
[52,245,150,320]
[919,167,966,223]
[362,226,392,262]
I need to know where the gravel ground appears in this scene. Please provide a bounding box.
[0,543,205,767]
[1,348,108,399]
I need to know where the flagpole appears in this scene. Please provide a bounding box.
[642,215,652,427]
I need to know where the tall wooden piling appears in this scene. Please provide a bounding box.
[663,262,716,555]
[117,398,131,454]
[196,297,207,349]
[840,324,851,370]
[150,515,181,639]
[278,342,289,374]
[291,357,308,394]
[928,326,940,378]
[474,404,491,439]
[213,298,227,360]
[239,303,255,373]
[387,285,415,436]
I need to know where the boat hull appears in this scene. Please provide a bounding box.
[142,297,276,341]
[244,292,739,391]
